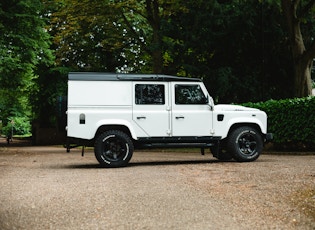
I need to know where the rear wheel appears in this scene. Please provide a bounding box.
[94,130,134,167]
[227,126,263,162]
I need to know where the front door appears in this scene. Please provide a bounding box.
[171,83,213,136]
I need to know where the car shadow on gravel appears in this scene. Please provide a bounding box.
[62,159,242,169]
[58,156,278,169]
[129,159,225,167]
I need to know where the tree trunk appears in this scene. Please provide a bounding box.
[294,59,313,96]
[146,0,163,73]
[281,0,313,97]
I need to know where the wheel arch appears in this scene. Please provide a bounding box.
[95,124,135,140]
[226,123,263,139]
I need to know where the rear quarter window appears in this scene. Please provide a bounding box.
[135,84,165,105]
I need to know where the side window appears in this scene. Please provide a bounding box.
[135,84,165,105]
[175,84,207,104]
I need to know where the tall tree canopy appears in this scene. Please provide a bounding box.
[47,0,189,73]
[47,0,315,103]
[162,0,296,102]
[48,0,143,72]
[2,0,314,135]
[0,0,53,128]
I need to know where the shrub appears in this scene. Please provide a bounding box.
[2,116,31,137]
[242,97,315,150]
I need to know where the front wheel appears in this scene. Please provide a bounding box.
[227,126,263,162]
[94,130,134,167]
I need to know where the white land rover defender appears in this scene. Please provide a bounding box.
[66,72,272,167]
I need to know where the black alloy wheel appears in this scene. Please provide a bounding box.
[94,130,134,167]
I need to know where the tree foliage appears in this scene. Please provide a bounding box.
[47,0,187,73]
[0,0,53,132]
[1,0,315,136]
[47,0,293,102]
[47,0,144,72]
[162,0,298,102]
[45,0,315,103]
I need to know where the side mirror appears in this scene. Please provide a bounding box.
[207,95,213,110]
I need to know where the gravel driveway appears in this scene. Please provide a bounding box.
[0,145,314,229]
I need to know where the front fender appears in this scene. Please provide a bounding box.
[227,117,266,133]
[213,113,268,139]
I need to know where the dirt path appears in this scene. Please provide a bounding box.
[0,145,314,229]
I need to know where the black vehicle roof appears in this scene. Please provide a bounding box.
[68,72,202,82]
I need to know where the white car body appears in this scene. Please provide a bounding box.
[66,72,272,166]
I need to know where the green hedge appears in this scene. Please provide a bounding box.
[242,97,315,150]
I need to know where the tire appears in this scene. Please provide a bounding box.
[227,126,263,162]
[94,130,134,168]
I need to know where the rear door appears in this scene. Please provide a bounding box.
[132,82,171,137]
